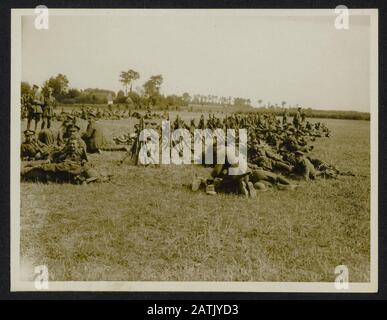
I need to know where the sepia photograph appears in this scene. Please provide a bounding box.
[10,8,378,292]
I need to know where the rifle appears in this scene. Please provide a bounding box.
[119,116,144,165]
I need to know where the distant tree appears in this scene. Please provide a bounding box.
[127,91,142,108]
[43,73,69,100]
[182,92,191,105]
[143,75,163,107]
[120,71,131,95]
[119,69,140,96]
[117,90,125,98]
[67,88,81,99]
[234,97,249,107]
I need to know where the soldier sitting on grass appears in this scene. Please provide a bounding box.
[192,153,256,198]
[21,130,55,161]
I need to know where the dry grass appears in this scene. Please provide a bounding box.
[20,116,370,282]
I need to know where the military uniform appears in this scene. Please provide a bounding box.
[21,130,43,160]
[38,128,56,146]
[293,108,302,129]
[22,138,91,183]
[21,128,54,159]
[25,93,35,131]
[210,156,255,198]
[41,91,56,129]
[282,109,288,125]
[250,144,293,173]
[28,87,44,131]
[250,168,290,185]
[291,151,317,180]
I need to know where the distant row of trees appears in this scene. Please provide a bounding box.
[117,69,255,108]
[245,106,370,121]
[21,71,370,120]
[21,71,258,110]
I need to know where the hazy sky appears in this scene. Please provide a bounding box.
[21,12,371,111]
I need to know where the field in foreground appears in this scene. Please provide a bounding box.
[20,117,370,282]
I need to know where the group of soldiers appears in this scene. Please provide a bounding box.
[21,85,56,131]
[150,108,349,197]
[20,97,352,194]
[53,106,166,122]
[21,124,100,185]
[20,109,128,184]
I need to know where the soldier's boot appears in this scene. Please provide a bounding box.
[205,184,216,195]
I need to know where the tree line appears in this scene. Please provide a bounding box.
[20,71,370,120]
[21,70,258,110]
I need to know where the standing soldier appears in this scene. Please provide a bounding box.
[41,87,56,129]
[197,114,205,129]
[27,85,44,132]
[300,111,307,130]
[21,94,29,120]
[282,108,288,125]
[189,119,196,135]
[25,88,35,131]
[293,107,302,129]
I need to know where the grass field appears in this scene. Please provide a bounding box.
[19,116,370,282]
